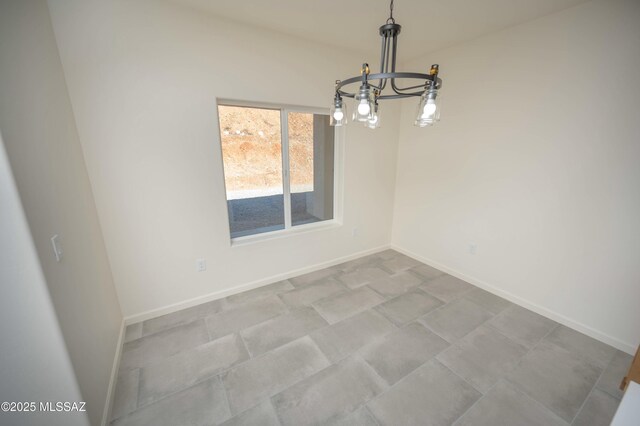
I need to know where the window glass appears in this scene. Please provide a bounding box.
[288,112,334,226]
[218,103,335,240]
[218,105,284,238]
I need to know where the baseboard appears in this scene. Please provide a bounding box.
[124,244,391,325]
[391,244,636,355]
[101,318,126,426]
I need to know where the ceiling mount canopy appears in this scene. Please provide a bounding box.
[330,0,443,129]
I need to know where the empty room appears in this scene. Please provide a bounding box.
[1,0,640,425]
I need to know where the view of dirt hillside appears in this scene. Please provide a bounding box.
[218,106,313,199]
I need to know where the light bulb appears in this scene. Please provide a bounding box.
[357,100,371,115]
[330,95,347,126]
[414,84,441,128]
[365,114,379,129]
[421,100,437,118]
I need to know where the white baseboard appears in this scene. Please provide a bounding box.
[101,318,126,426]
[124,245,391,325]
[391,244,636,355]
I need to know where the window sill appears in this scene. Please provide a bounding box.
[230,220,341,247]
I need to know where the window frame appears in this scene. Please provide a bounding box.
[216,99,344,246]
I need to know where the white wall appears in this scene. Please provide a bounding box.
[0,2,123,424]
[392,0,640,353]
[0,135,89,426]
[47,0,401,319]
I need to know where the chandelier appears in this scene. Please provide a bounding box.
[330,0,442,129]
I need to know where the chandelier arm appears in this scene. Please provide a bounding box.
[381,30,395,90]
[391,84,406,96]
[391,32,398,72]
[386,34,393,72]
[390,76,442,93]
[339,91,424,100]
[337,72,434,87]
[389,32,406,96]
[379,34,387,74]
[377,92,423,100]
[388,77,442,94]
[379,36,391,90]
[390,34,406,95]
[377,35,388,91]
[336,72,435,99]
[393,83,429,91]
[338,72,432,87]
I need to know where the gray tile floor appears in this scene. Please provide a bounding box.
[110,250,632,426]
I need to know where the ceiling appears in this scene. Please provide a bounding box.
[170,0,589,62]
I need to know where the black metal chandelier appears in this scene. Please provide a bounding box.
[330,0,443,129]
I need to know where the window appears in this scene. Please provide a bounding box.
[217,102,336,240]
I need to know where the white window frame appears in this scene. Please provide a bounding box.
[216,99,345,246]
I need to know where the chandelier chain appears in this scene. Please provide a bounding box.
[387,0,395,24]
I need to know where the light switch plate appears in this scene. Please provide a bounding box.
[51,234,63,262]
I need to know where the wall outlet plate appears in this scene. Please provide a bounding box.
[196,258,206,272]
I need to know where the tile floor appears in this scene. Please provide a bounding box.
[110,250,631,426]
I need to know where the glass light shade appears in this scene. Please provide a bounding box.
[365,104,381,129]
[353,86,373,122]
[330,101,348,126]
[414,88,441,127]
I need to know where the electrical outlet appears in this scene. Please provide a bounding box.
[468,243,478,255]
[196,258,206,272]
[352,227,359,237]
